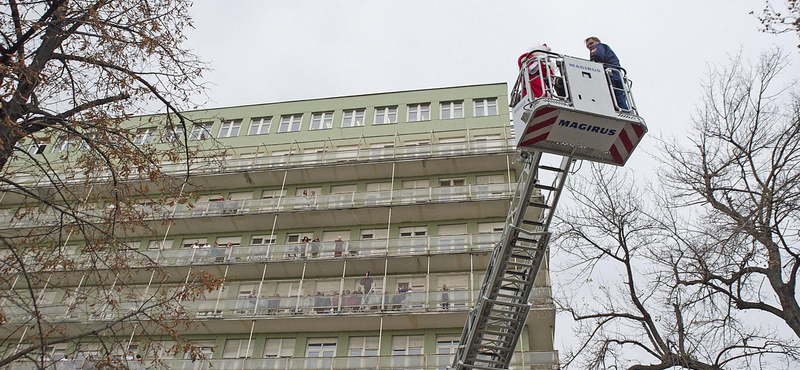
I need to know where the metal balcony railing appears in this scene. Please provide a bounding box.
[2,287,553,325]
[5,351,558,370]
[6,132,514,187]
[0,183,514,230]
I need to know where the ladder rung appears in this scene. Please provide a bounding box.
[486,299,529,308]
[506,260,533,268]
[529,202,551,209]
[538,165,564,172]
[476,344,514,352]
[460,362,504,370]
[494,292,526,300]
[498,277,532,285]
[510,253,533,260]
[534,184,557,192]
[479,329,517,337]
[516,236,541,244]
[471,357,508,365]
[521,219,545,227]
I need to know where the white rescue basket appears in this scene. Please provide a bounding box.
[511,51,647,166]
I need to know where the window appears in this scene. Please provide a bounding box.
[476,175,504,184]
[162,127,184,143]
[438,224,467,236]
[440,101,464,119]
[399,226,427,237]
[218,120,242,138]
[341,109,365,128]
[478,222,505,234]
[473,98,498,117]
[248,117,271,135]
[185,341,216,359]
[182,238,208,249]
[27,139,48,155]
[250,234,276,245]
[286,232,314,243]
[223,339,253,358]
[147,239,173,250]
[360,228,388,240]
[436,335,460,355]
[133,128,156,145]
[391,335,423,355]
[216,236,241,247]
[189,123,213,140]
[43,343,68,361]
[407,103,430,122]
[348,337,379,357]
[310,112,334,130]
[373,106,397,125]
[261,189,286,199]
[439,178,466,187]
[402,179,428,189]
[306,339,336,357]
[264,338,295,358]
[278,114,302,133]
[366,182,392,192]
[51,137,74,153]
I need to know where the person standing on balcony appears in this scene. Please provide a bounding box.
[311,236,321,258]
[334,236,344,258]
[585,36,628,110]
[441,284,450,310]
[360,271,374,294]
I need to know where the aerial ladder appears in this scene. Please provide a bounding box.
[451,50,648,370]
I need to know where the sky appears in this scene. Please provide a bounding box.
[183,0,799,362]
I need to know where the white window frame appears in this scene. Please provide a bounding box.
[473,98,498,117]
[223,339,253,359]
[348,336,379,357]
[440,101,464,119]
[161,127,185,143]
[218,120,242,138]
[373,106,397,125]
[406,103,430,122]
[278,114,303,133]
[341,109,365,128]
[133,128,156,145]
[309,112,334,131]
[250,234,276,246]
[248,117,272,135]
[51,137,74,153]
[306,339,337,358]
[399,226,427,237]
[189,123,213,141]
[391,335,424,356]
[264,338,295,358]
[27,139,48,155]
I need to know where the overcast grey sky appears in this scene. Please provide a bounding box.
[183,0,799,358]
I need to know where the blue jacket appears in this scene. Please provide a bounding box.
[589,43,621,67]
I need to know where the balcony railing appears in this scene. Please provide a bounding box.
[0,183,514,230]
[6,351,558,370]
[2,287,553,325]
[7,130,514,187]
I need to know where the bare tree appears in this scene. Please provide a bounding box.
[0,1,224,370]
[752,1,800,49]
[555,165,798,370]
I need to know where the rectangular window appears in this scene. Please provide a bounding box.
[391,335,423,356]
[478,222,505,234]
[264,338,295,358]
[189,123,213,141]
[27,139,48,155]
[51,137,74,153]
[402,179,429,189]
[341,109,365,128]
[436,335,460,355]
[366,182,392,192]
[278,115,302,133]
[218,120,242,138]
[185,341,216,359]
[250,234,276,245]
[133,128,156,145]
[348,336,379,357]
[476,175,504,184]
[161,127,184,143]
[248,117,271,135]
[374,106,397,125]
[473,98,498,117]
[309,112,334,130]
[306,339,337,357]
[148,239,173,250]
[438,224,467,236]
[439,178,466,187]
[216,236,241,247]
[360,228,388,240]
[407,103,430,122]
[440,101,464,119]
[399,226,427,237]
[223,339,253,359]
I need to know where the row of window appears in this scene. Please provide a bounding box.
[37,333,460,361]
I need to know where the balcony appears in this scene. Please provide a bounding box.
[6,351,559,370]
[1,287,553,325]
[0,183,513,232]
[6,129,515,189]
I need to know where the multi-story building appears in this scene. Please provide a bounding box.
[0,83,557,369]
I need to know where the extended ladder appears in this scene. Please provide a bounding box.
[451,150,572,370]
